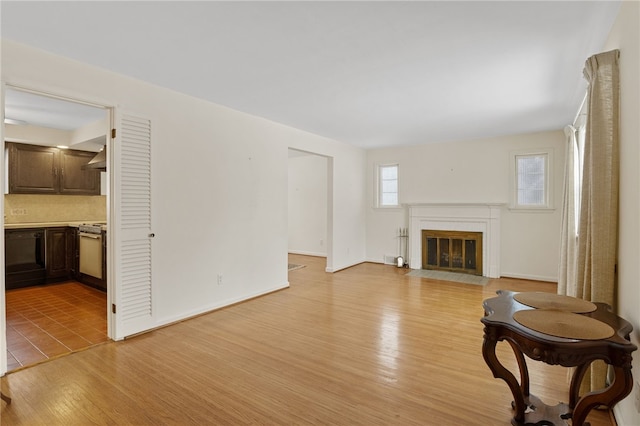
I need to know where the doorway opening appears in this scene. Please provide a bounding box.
[287,148,332,272]
[2,86,111,372]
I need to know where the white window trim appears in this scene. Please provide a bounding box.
[374,162,401,209]
[508,148,554,212]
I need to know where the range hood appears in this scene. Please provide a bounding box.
[84,147,106,171]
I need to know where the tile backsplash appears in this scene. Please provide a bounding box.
[4,194,106,224]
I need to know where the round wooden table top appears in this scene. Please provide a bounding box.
[514,292,597,313]
[513,309,615,340]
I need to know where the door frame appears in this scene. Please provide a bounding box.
[0,83,115,375]
[287,148,334,271]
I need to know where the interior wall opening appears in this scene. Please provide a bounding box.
[287,148,331,271]
[2,86,110,372]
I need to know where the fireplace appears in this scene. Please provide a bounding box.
[408,204,502,278]
[422,230,483,275]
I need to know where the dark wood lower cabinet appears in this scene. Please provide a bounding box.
[67,227,78,278]
[45,227,71,281]
[5,226,105,290]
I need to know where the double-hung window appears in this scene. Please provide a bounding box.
[510,149,553,210]
[376,163,399,208]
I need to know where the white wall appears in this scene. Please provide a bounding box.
[0,40,367,368]
[288,151,328,257]
[603,1,640,424]
[366,130,565,281]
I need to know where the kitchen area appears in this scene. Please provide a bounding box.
[3,88,109,370]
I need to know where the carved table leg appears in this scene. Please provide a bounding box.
[507,339,530,399]
[569,362,591,409]
[571,366,634,426]
[483,329,526,424]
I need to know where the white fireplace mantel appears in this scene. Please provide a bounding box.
[407,203,504,278]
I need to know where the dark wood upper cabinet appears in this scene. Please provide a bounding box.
[59,149,101,194]
[7,143,100,195]
[7,143,58,194]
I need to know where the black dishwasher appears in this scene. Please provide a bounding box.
[4,229,46,289]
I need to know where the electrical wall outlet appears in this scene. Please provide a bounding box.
[10,208,27,215]
[217,274,223,286]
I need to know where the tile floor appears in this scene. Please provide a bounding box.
[5,281,108,371]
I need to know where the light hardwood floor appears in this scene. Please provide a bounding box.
[1,255,614,425]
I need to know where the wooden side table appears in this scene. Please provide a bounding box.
[481,290,636,426]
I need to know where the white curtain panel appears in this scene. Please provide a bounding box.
[577,49,620,392]
[557,125,578,297]
[576,49,619,307]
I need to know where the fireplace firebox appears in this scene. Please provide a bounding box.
[422,230,483,276]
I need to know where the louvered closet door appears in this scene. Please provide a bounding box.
[112,112,154,339]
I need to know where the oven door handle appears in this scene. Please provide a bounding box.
[79,233,101,239]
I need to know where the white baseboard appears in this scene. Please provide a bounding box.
[154,282,290,330]
[500,272,557,283]
[366,256,399,265]
[612,405,621,426]
[288,250,327,257]
[326,259,365,273]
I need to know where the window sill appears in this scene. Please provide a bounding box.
[508,206,556,213]
[373,205,403,211]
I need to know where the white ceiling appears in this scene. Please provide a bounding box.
[1,1,621,149]
[4,88,106,130]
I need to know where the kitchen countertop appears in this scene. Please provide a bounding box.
[4,222,106,230]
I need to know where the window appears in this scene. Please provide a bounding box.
[517,154,546,205]
[510,149,553,210]
[573,124,586,232]
[376,163,399,207]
